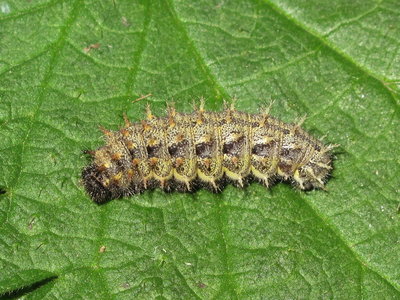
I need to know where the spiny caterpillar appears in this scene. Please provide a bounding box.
[82,101,336,203]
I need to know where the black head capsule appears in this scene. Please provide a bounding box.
[82,165,112,203]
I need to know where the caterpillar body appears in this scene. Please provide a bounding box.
[82,102,335,203]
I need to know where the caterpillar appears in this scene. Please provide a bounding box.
[82,101,336,203]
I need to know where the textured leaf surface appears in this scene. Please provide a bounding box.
[0,0,399,298]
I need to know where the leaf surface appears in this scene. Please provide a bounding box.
[0,0,399,298]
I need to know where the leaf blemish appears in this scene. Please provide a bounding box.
[28,217,36,230]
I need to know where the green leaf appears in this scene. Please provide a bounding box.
[1,0,399,298]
